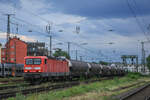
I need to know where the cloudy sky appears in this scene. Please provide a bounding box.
[0,0,150,62]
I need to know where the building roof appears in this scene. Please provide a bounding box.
[5,36,26,47]
[5,36,46,47]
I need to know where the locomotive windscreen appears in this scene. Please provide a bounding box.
[26,58,41,65]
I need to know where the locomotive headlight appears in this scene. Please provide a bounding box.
[25,67,32,69]
[34,67,41,70]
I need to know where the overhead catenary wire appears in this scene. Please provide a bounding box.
[126,0,150,41]
[21,8,51,23]
[132,0,150,34]
[12,16,44,31]
[7,16,101,58]
[0,16,115,62]
[0,7,122,62]
[17,21,100,58]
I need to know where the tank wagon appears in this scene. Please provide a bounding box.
[0,63,24,77]
[24,56,126,83]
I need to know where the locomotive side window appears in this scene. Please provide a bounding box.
[45,59,47,64]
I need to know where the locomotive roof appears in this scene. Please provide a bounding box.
[24,56,66,61]
[24,56,48,59]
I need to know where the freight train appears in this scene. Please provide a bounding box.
[0,63,24,77]
[24,56,126,83]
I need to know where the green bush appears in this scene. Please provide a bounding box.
[16,93,26,100]
[7,93,26,100]
[127,72,142,79]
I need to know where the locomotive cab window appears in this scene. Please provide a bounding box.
[26,58,41,65]
[34,59,41,65]
[26,59,33,65]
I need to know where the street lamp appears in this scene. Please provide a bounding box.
[53,42,63,52]
[108,29,114,32]
[107,42,115,45]
[56,43,63,45]
[80,43,88,45]
[53,48,61,51]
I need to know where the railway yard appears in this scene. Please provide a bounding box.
[1,0,150,100]
[0,73,149,100]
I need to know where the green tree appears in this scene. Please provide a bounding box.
[53,49,70,59]
[92,62,98,64]
[99,61,108,65]
[146,55,150,70]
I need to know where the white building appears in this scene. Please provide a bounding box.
[122,64,150,75]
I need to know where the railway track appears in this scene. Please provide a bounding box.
[0,83,29,91]
[0,80,77,91]
[0,81,79,99]
[114,82,150,100]
[0,77,113,99]
[111,81,147,92]
[0,78,24,84]
[0,85,19,91]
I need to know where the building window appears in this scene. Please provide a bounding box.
[11,58,15,61]
[2,52,5,55]
[2,58,5,60]
[11,52,15,55]
[11,45,15,48]
[33,48,35,51]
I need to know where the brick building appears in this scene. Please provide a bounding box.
[1,37,27,64]
[1,37,48,64]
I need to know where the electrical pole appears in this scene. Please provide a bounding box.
[50,35,52,56]
[6,14,11,41]
[76,50,78,60]
[16,24,18,35]
[67,42,71,58]
[11,22,19,36]
[144,50,146,72]
[141,42,145,72]
[4,14,14,63]
[80,56,82,61]
[46,23,52,57]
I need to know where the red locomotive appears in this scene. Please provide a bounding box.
[24,56,70,82]
[24,56,126,83]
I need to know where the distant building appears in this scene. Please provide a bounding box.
[0,43,2,63]
[1,37,48,64]
[1,37,27,64]
[27,42,48,56]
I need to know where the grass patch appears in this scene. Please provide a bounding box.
[9,73,149,100]
[8,93,26,100]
